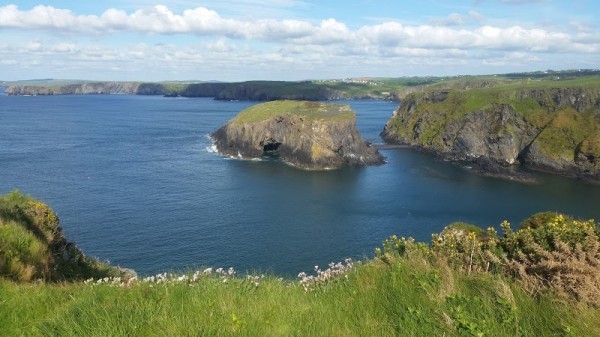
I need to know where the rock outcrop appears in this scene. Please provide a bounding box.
[5,80,384,101]
[382,86,600,182]
[211,101,384,169]
[6,82,141,95]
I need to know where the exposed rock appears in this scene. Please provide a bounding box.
[3,80,366,101]
[382,86,600,182]
[6,82,141,95]
[136,83,167,95]
[180,83,229,97]
[213,81,342,101]
[211,101,384,169]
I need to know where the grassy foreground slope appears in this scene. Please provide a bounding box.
[1,191,599,336]
[3,254,599,336]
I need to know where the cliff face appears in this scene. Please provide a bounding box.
[213,81,343,101]
[4,80,390,100]
[179,83,228,97]
[211,101,383,169]
[6,82,141,95]
[382,86,600,181]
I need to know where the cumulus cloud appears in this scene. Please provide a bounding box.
[0,4,596,55]
[0,4,598,80]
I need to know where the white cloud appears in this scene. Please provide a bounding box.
[0,4,598,80]
[0,4,598,56]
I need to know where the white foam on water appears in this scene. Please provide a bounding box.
[205,134,219,153]
[206,144,218,153]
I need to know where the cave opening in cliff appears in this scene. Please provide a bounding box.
[263,141,282,153]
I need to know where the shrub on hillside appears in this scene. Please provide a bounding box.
[378,212,600,306]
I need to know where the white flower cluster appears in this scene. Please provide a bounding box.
[83,259,355,291]
[297,258,355,292]
[84,267,237,287]
[245,274,265,287]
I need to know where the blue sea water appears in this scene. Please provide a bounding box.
[1,92,599,276]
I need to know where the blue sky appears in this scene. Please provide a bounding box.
[0,1,598,81]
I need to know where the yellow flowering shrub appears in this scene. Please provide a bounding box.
[378,212,600,306]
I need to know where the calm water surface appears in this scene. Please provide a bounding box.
[1,92,599,276]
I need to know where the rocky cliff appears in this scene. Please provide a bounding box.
[4,80,362,100]
[6,82,141,95]
[211,101,383,169]
[212,81,342,101]
[382,84,600,182]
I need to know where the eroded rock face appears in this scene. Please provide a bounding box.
[6,82,141,95]
[211,102,383,170]
[382,87,600,182]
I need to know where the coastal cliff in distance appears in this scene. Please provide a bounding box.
[7,71,598,101]
[5,82,142,95]
[4,78,412,100]
[211,100,384,169]
[4,81,384,101]
[381,77,600,182]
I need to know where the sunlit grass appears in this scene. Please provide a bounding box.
[2,252,598,336]
[232,100,355,123]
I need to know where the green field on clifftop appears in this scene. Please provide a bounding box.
[232,100,355,123]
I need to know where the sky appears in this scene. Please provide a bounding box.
[0,0,598,81]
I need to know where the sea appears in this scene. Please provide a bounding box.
[1,90,599,277]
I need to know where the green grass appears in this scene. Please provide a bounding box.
[0,190,118,282]
[232,100,355,123]
[534,107,598,159]
[1,253,597,336]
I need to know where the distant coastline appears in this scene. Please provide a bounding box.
[5,69,599,101]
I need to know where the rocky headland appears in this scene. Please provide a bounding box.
[5,82,142,95]
[4,80,391,100]
[381,80,600,182]
[211,100,384,169]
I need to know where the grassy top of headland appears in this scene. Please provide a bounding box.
[232,100,355,123]
[426,75,600,91]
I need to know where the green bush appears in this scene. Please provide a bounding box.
[378,213,600,306]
